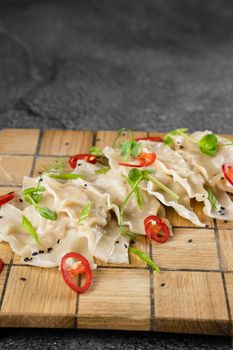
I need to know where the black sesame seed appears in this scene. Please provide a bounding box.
[47,247,53,253]
[221,177,224,180]
[160,283,165,287]
[205,224,209,228]
[28,257,33,261]
[39,178,43,182]
[24,257,29,262]
[32,252,38,256]
[221,206,225,210]
[224,220,228,223]
[57,239,60,244]
[188,239,192,243]
[124,244,128,249]
[84,184,87,187]
[38,171,42,175]
[115,240,119,244]
[20,277,27,282]
[38,250,44,254]
[78,163,82,166]
[96,138,101,142]
[65,142,69,145]
[0,216,2,219]
[19,198,23,203]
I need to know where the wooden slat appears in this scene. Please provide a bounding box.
[0,265,8,299]
[39,130,93,156]
[154,271,229,335]
[218,230,233,271]
[0,156,33,185]
[223,273,233,335]
[78,268,150,330]
[0,242,13,264]
[0,129,39,155]
[152,228,219,270]
[0,266,77,328]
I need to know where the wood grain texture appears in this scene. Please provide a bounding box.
[0,129,39,155]
[39,130,93,156]
[78,268,150,331]
[0,266,77,328]
[152,228,219,270]
[154,271,230,335]
[0,129,233,335]
[0,155,33,185]
[218,230,233,271]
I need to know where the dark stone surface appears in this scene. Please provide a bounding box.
[0,0,232,349]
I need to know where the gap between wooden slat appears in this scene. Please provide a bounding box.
[214,218,232,334]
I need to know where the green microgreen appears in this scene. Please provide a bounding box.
[77,203,92,224]
[120,168,178,239]
[95,167,110,175]
[49,173,84,180]
[205,186,220,210]
[128,246,160,272]
[42,158,67,174]
[90,146,103,156]
[22,215,40,245]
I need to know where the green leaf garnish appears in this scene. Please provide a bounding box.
[120,140,141,162]
[23,186,45,195]
[49,173,84,180]
[78,203,92,224]
[164,128,188,146]
[95,167,110,175]
[112,128,133,148]
[36,206,57,220]
[22,215,40,245]
[24,193,43,205]
[42,158,67,174]
[205,186,220,209]
[90,146,103,156]
[198,134,218,156]
[128,246,160,272]
[120,168,178,239]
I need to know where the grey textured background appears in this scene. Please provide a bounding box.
[0,0,232,349]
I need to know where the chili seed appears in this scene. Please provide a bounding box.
[20,277,27,282]
[32,252,38,256]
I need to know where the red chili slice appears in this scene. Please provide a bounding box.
[119,152,156,168]
[69,154,97,169]
[0,259,3,274]
[144,215,170,243]
[222,163,233,186]
[61,252,92,293]
[0,192,15,206]
[135,136,163,142]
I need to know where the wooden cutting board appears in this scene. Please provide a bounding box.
[0,128,233,335]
